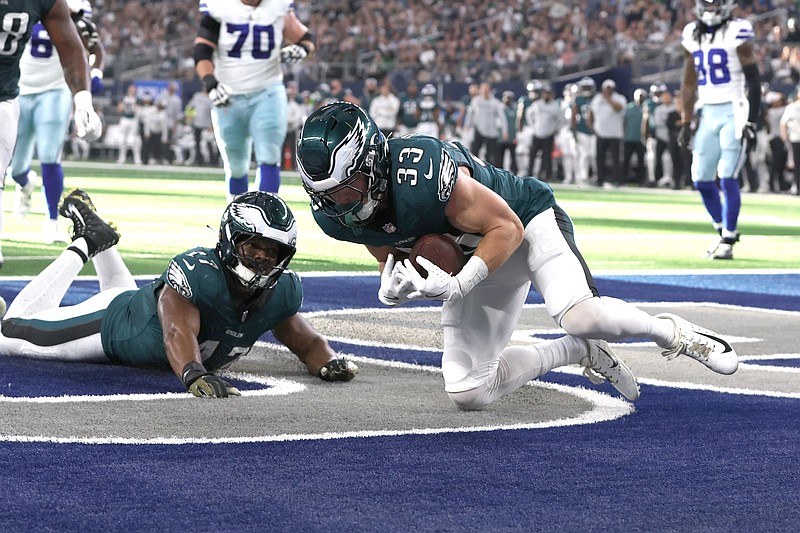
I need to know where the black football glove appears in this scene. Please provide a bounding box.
[318,358,358,382]
[677,123,692,149]
[75,16,99,48]
[742,121,757,151]
[181,362,241,398]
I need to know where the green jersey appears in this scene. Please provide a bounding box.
[0,0,57,100]
[101,247,302,370]
[313,135,555,253]
[574,95,593,134]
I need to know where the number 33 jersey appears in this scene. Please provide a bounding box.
[199,0,293,93]
[681,18,755,105]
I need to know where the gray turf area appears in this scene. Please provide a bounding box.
[1,303,796,441]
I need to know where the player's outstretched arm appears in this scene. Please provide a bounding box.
[158,285,240,398]
[273,314,358,382]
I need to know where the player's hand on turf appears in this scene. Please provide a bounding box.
[378,254,414,306]
[182,362,241,398]
[280,44,308,67]
[402,257,462,302]
[677,124,692,149]
[318,358,358,382]
[203,74,233,107]
[73,91,102,142]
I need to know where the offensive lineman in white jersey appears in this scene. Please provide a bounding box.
[8,0,104,244]
[193,0,315,199]
[679,0,760,260]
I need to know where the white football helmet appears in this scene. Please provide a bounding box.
[694,0,735,27]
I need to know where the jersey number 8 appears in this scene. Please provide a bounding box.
[0,13,30,56]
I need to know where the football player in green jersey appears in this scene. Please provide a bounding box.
[0,190,357,398]
[0,0,103,275]
[296,102,739,410]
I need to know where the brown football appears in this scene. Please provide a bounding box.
[409,234,467,277]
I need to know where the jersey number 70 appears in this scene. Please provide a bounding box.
[692,48,731,86]
[225,23,275,59]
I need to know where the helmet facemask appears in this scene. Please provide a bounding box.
[694,0,734,27]
[218,192,297,290]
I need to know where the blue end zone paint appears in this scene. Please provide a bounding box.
[0,357,265,397]
[0,273,798,530]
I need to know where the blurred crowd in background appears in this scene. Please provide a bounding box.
[64,0,800,194]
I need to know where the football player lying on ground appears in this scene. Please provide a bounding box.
[0,189,357,398]
[296,101,739,410]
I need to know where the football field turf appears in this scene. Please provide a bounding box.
[2,161,798,276]
[1,162,799,531]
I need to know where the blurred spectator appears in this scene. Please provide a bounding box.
[499,90,518,174]
[779,90,800,194]
[116,84,142,165]
[571,77,596,184]
[158,81,183,156]
[588,79,626,188]
[463,82,507,167]
[360,78,380,113]
[766,90,789,192]
[284,82,306,171]
[525,82,561,181]
[171,118,196,165]
[141,97,169,165]
[369,82,401,138]
[397,81,420,136]
[622,88,647,186]
[185,88,214,166]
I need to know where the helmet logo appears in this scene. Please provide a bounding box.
[329,117,368,187]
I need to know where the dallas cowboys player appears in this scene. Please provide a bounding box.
[0,190,357,397]
[193,0,315,199]
[679,0,761,259]
[0,0,102,270]
[296,102,740,410]
[8,0,105,244]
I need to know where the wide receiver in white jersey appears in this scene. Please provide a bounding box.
[193,0,315,199]
[679,0,760,260]
[8,0,105,244]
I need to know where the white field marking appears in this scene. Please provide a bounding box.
[0,374,305,404]
[738,354,800,373]
[0,382,634,445]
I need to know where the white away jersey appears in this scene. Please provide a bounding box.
[200,0,293,93]
[18,1,93,95]
[18,22,67,95]
[681,18,754,105]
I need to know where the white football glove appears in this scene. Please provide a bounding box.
[73,90,102,142]
[280,44,308,67]
[403,257,462,302]
[377,254,414,306]
[209,82,233,107]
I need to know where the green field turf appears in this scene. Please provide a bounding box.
[2,161,798,277]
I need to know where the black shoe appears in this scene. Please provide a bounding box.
[58,189,120,258]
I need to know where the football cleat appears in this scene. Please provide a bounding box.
[58,189,119,258]
[14,175,35,218]
[706,231,739,260]
[657,313,738,375]
[580,340,640,401]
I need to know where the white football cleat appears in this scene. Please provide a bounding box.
[657,313,738,375]
[43,218,68,245]
[14,172,35,218]
[580,340,640,401]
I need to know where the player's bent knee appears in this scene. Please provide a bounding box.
[447,386,491,411]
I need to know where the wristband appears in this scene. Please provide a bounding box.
[202,74,219,93]
[453,256,489,297]
[73,90,92,111]
[181,361,208,387]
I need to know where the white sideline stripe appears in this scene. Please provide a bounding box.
[0,382,634,445]
[0,374,305,403]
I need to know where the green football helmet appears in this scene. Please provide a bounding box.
[217,191,297,290]
[296,101,389,229]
